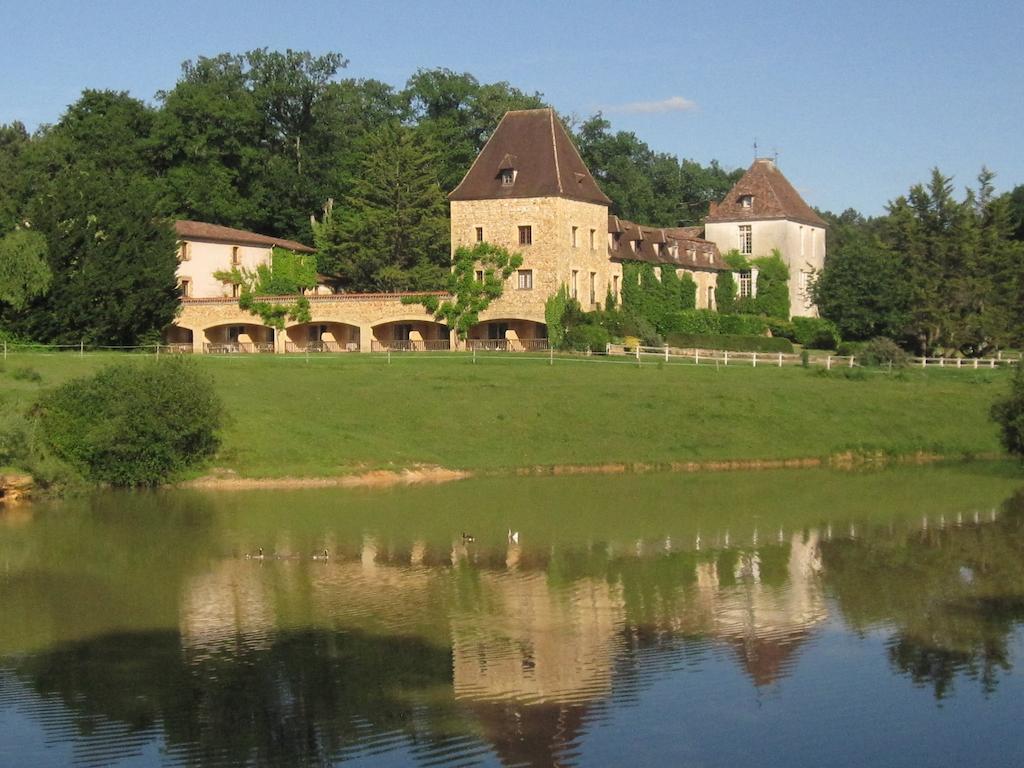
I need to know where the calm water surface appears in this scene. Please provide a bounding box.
[2,464,1024,767]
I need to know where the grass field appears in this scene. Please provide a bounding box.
[0,350,1014,478]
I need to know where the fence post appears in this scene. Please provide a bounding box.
[973,359,978,369]
[473,347,476,364]
[550,346,553,366]
[956,358,962,369]
[156,343,160,358]
[2,340,6,361]
[80,340,84,357]
[664,345,669,362]
[387,349,391,365]
[848,356,853,368]
[724,350,729,366]
[752,352,757,368]
[778,353,783,368]
[695,349,700,366]
[826,355,832,370]
[990,359,995,369]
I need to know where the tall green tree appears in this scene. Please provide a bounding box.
[812,230,909,340]
[312,123,449,292]
[5,167,179,345]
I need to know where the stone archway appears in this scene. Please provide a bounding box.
[202,322,276,353]
[284,321,361,352]
[467,319,548,351]
[371,319,451,351]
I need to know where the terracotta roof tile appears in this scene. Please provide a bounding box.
[449,108,612,205]
[608,218,725,271]
[706,159,825,228]
[173,220,315,253]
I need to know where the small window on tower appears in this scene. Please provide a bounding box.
[475,227,484,242]
[501,169,515,186]
[518,225,532,245]
[740,195,753,208]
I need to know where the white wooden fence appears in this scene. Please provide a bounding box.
[606,344,1019,370]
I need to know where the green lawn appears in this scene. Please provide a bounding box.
[0,350,1013,478]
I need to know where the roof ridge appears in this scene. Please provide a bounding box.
[549,109,563,194]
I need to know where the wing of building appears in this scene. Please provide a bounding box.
[703,158,826,317]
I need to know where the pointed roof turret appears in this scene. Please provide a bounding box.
[449,108,612,206]
[706,158,825,228]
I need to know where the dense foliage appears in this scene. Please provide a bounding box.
[815,170,1024,354]
[0,229,51,310]
[215,246,316,329]
[402,242,521,342]
[35,358,224,486]
[664,333,794,353]
[991,365,1024,460]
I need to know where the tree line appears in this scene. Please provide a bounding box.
[814,169,1024,355]
[0,49,740,346]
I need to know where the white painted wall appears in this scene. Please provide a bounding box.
[704,219,826,318]
[176,239,273,298]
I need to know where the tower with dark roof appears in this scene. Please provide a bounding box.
[704,158,826,318]
[448,108,621,343]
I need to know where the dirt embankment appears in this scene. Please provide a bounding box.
[180,451,984,491]
[0,473,33,504]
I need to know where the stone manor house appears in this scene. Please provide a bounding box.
[167,108,825,353]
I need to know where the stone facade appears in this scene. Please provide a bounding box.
[451,196,620,327]
[172,294,447,353]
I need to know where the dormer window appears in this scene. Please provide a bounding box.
[740,194,753,208]
[501,169,515,186]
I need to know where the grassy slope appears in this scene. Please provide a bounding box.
[0,351,1010,478]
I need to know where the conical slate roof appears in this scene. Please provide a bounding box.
[706,158,825,228]
[449,108,612,206]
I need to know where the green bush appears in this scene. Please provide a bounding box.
[666,333,793,353]
[719,314,768,335]
[35,358,224,486]
[565,323,610,352]
[991,365,1024,459]
[622,315,663,346]
[662,309,720,335]
[766,317,797,341]
[836,340,867,357]
[858,337,910,368]
[792,317,841,350]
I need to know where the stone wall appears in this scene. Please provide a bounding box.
[451,196,622,325]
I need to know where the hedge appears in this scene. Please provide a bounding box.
[665,333,794,353]
[662,310,767,337]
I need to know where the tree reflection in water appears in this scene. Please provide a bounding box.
[1,473,1023,765]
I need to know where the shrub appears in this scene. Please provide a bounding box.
[666,333,793,353]
[765,317,796,341]
[837,340,867,357]
[991,365,1024,459]
[792,317,841,350]
[622,315,663,346]
[719,314,768,336]
[662,309,720,335]
[565,323,610,352]
[858,337,910,368]
[35,358,224,486]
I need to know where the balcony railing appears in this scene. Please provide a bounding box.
[466,338,549,352]
[371,339,452,352]
[284,341,359,353]
[204,342,275,354]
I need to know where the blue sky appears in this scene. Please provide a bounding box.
[2,0,1021,215]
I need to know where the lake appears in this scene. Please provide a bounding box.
[1,464,1023,767]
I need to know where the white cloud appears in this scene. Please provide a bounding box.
[605,96,698,114]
